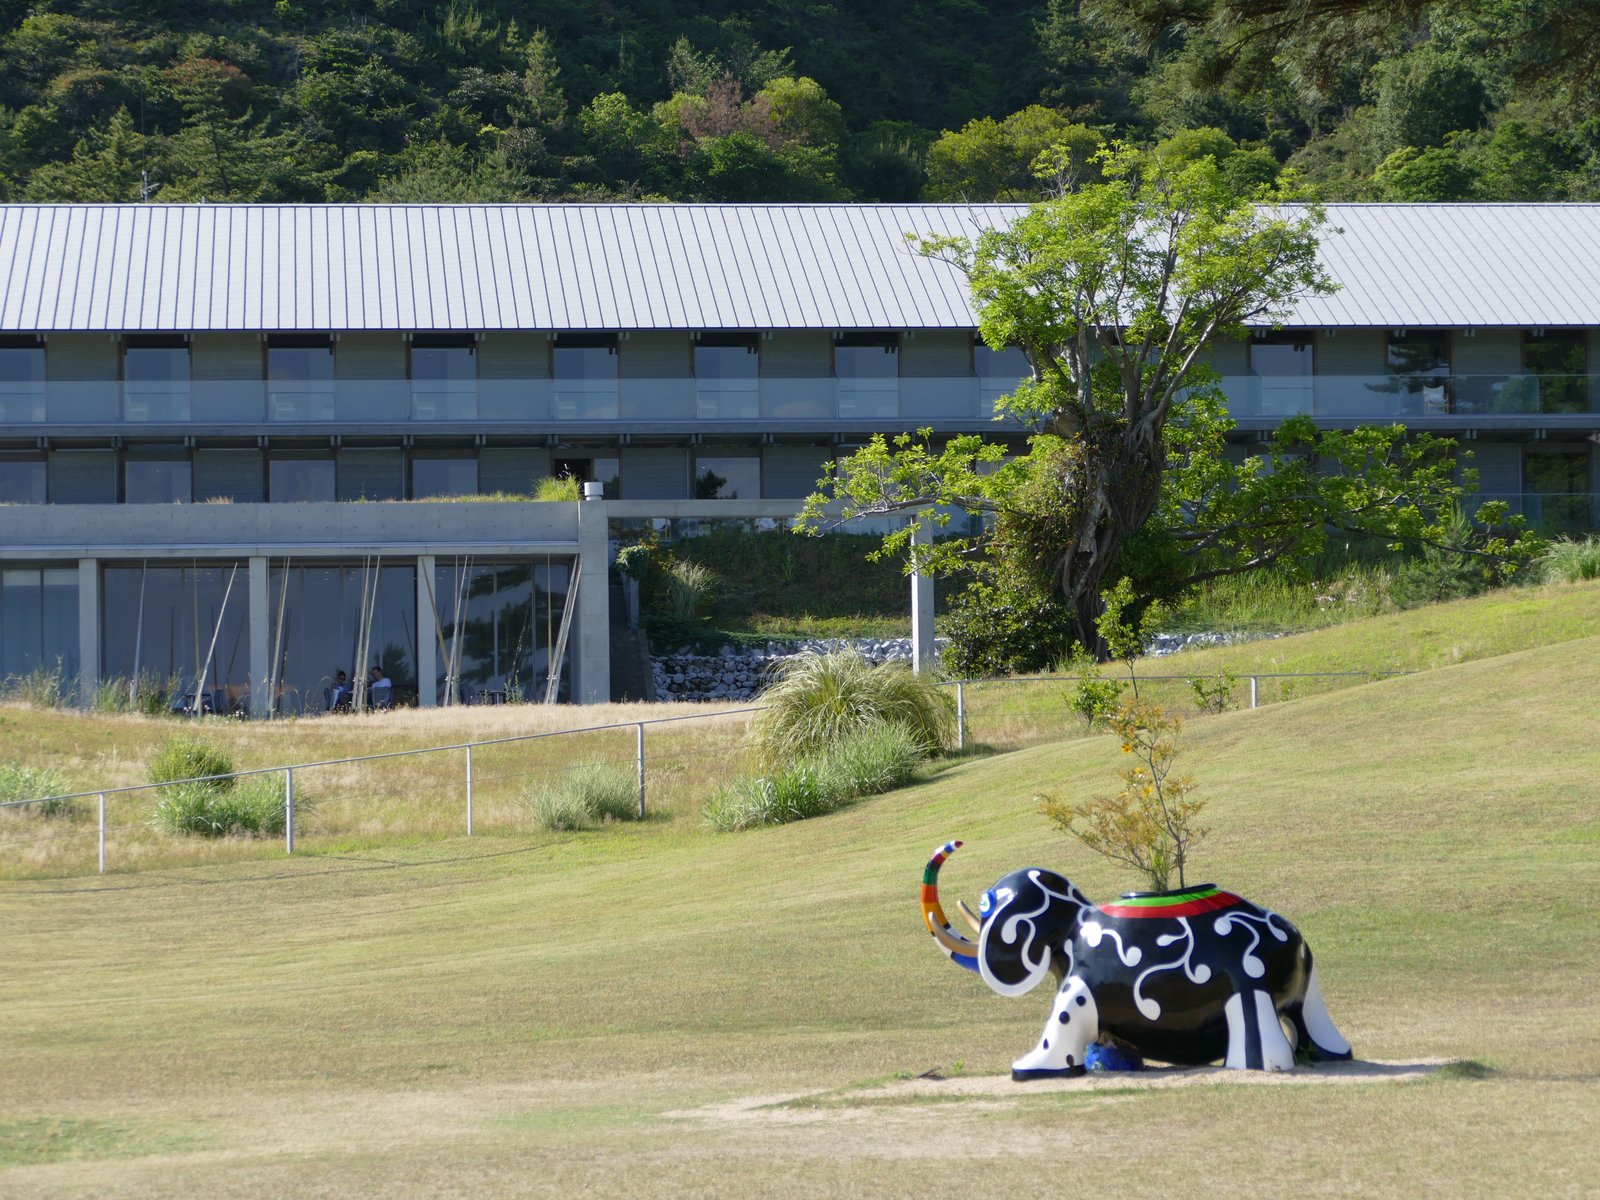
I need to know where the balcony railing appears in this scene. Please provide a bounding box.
[3,372,1597,428]
[0,374,1029,427]
[1221,373,1600,419]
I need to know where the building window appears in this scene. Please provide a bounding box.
[1523,330,1587,414]
[694,452,760,499]
[1,567,78,680]
[101,563,248,712]
[1386,329,1450,414]
[1524,448,1592,533]
[835,332,899,419]
[410,334,477,420]
[976,343,1028,417]
[433,559,572,704]
[265,561,418,713]
[268,454,336,502]
[412,455,479,499]
[0,336,45,423]
[551,454,620,498]
[553,335,619,420]
[267,335,335,421]
[0,456,46,504]
[695,333,760,419]
[123,335,191,422]
[1250,331,1314,416]
[124,455,192,504]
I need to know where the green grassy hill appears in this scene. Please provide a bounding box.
[3,597,1598,1195]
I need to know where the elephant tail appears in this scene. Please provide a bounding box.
[921,841,979,973]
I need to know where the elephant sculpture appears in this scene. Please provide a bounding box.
[920,841,1352,1078]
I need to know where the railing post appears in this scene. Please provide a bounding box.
[1249,676,1259,709]
[636,723,646,819]
[465,745,474,836]
[97,792,106,875]
[284,768,295,854]
[956,681,966,752]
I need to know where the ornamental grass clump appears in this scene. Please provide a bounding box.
[1539,537,1600,583]
[747,649,956,769]
[148,735,293,838]
[705,723,924,832]
[0,761,75,817]
[525,761,640,831]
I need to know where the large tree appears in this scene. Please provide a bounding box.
[797,145,1528,659]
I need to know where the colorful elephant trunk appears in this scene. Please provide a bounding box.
[921,841,979,973]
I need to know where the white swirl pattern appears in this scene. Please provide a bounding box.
[1128,918,1212,1020]
[1213,909,1290,979]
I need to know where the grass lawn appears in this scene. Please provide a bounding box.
[2,601,1598,1195]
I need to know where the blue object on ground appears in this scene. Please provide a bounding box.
[1086,1042,1145,1072]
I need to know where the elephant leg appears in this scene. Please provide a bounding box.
[1223,989,1296,1072]
[1011,975,1098,1081]
[1283,961,1353,1063]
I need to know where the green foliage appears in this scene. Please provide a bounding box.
[662,559,717,622]
[704,723,923,831]
[1068,655,1125,731]
[1388,505,1513,609]
[151,777,288,838]
[533,476,580,502]
[1,662,74,709]
[942,578,1078,678]
[525,761,639,831]
[1039,698,1207,891]
[148,735,235,793]
[747,649,955,769]
[0,760,74,816]
[1187,671,1236,714]
[1539,538,1600,584]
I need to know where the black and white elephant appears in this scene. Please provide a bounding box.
[920,841,1352,1079]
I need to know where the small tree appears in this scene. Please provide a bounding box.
[1040,700,1207,892]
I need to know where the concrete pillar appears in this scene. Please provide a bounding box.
[416,554,437,707]
[910,517,936,675]
[575,498,611,703]
[76,558,98,710]
[248,557,270,718]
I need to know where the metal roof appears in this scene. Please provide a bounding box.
[0,202,1597,333]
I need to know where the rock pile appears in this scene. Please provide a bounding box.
[650,637,937,702]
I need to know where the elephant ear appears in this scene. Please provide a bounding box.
[978,869,1083,997]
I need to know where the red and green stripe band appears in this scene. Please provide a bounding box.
[1098,886,1243,919]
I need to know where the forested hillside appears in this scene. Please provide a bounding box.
[1,0,1597,205]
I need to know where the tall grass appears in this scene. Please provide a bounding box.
[748,649,956,768]
[1163,560,1397,634]
[1539,537,1600,583]
[0,761,75,816]
[1,661,75,709]
[705,723,923,831]
[524,761,641,830]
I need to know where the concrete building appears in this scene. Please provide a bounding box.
[0,202,1596,708]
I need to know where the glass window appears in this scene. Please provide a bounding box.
[1524,449,1592,532]
[1250,332,1314,416]
[411,335,477,420]
[123,336,191,422]
[1523,330,1587,414]
[695,334,760,420]
[0,338,45,423]
[551,455,620,498]
[264,561,417,713]
[1386,329,1450,415]
[412,457,479,498]
[267,336,335,422]
[0,458,46,504]
[268,456,336,502]
[694,454,760,499]
[976,344,1028,417]
[125,457,192,504]
[101,562,250,712]
[553,335,618,420]
[434,559,572,704]
[835,333,899,419]
[1,568,78,680]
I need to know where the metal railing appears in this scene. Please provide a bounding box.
[1,666,1413,878]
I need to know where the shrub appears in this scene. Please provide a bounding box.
[149,736,235,792]
[525,761,639,830]
[705,723,924,831]
[663,558,717,621]
[151,776,288,838]
[1067,654,1124,731]
[533,475,580,502]
[942,579,1078,678]
[0,761,75,817]
[748,649,955,768]
[1539,537,1600,584]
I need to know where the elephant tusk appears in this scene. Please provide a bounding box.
[922,840,979,970]
[957,899,983,935]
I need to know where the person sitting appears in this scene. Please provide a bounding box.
[327,670,352,713]
[368,666,394,710]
